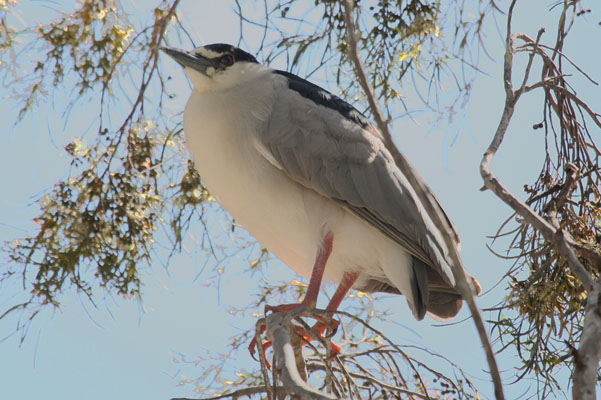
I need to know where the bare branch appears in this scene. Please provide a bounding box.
[264,312,337,400]
[572,280,601,399]
[306,362,430,400]
[478,0,601,397]
[340,1,505,399]
[545,162,579,227]
[513,33,601,129]
[254,318,275,400]
[515,28,545,96]
[479,5,594,293]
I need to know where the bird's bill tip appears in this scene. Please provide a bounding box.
[160,46,185,58]
[160,46,213,74]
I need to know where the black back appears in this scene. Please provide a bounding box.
[273,70,371,129]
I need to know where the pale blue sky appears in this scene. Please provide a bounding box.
[1,1,599,399]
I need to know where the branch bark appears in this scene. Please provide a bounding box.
[264,312,337,400]
[340,1,506,399]
[572,280,601,399]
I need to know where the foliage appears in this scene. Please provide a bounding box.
[1,0,207,335]
[0,1,17,55]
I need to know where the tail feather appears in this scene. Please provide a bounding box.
[426,291,463,321]
[358,256,481,322]
[413,256,481,321]
[410,256,429,320]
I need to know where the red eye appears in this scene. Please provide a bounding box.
[220,55,234,67]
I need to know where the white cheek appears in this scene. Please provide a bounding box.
[185,67,213,91]
[185,62,268,94]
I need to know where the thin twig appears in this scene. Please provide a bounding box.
[171,385,285,400]
[306,362,430,399]
[254,318,275,400]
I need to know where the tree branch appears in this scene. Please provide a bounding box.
[306,362,430,399]
[477,1,601,398]
[572,279,601,399]
[340,1,505,399]
[264,312,337,400]
[478,4,594,293]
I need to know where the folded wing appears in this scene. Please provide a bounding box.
[256,71,473,319]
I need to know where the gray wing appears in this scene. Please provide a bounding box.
[256,72,456,288]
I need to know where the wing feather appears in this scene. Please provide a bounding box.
[258,72,458,288]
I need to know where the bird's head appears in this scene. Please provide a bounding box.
[161,43,266,93]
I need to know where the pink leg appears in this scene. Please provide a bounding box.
[251,232,360,362]
[326,271,360,311]
[303,231,334,307]
[250,231,335,363]
[265,231,334,313]
[313,271,359,336]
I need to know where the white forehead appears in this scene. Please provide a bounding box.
[193,47,222,58]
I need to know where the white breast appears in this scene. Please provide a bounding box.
[183,85,322,278]
[182,75,414,298]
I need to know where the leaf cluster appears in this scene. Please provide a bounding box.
[0,0,209,337]
[0,0,17,55]
[36,0,133,93]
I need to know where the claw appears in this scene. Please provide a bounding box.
[248,307,342,367]
[265,303,339,332]
[299,321,341,359]
[249,336,273,369]
[249,322,273,369]
[312,317,340,337]
[326,341,341,359]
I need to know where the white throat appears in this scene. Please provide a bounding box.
[185,62,273,94]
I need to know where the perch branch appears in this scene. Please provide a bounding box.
[264,312,337,400]
[341,1,505,399]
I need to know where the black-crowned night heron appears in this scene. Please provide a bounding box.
[161,43,480,350]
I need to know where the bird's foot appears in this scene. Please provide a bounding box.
[248,324,273,369]
[264,303,340,331]
[248,307,342,368]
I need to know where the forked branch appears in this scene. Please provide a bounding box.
[479,0,601,398]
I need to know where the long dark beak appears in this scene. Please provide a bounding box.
[160,47,216,75]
